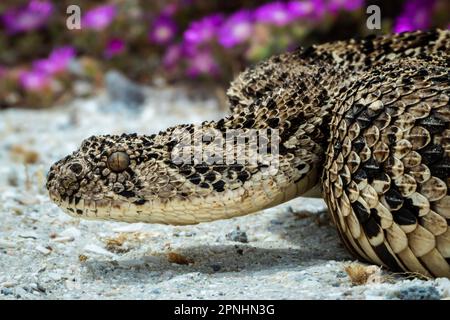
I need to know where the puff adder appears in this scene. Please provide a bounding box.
[47,29,450,277]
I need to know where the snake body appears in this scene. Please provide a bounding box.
[47,29,450,277]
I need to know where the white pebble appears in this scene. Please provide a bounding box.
[35,245,51,255]
[0,239,16,248]
[83,244,117,258]
[52,236,74,243]
[1,281,17,288]
[59,227,81,239]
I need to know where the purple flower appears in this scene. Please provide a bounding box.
[163,44,183,69]
[82,5,117,31]
[218,10,253,48]
[186,50,220,78]
[19,70,51,91]
[327,0,364,13]
[254,2,292,26]
[149,16,178,45]
[183,14,224,46]
[287,1,315,18]
[105,38,125,58]
[393,0,435,33]
[33,46,76,75]
[287,0,327,19]
[1,0,53,34]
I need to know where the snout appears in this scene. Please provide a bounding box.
[46,156,86,202]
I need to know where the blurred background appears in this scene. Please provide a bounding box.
[0,0,449,109]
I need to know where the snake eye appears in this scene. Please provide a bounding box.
[107,151,130,172]
[68,162,83,175]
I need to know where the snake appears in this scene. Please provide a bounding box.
[47,29,450,278]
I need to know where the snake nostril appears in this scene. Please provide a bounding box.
[68,162,83,175]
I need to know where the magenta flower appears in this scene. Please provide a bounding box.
[254,2,292,26]
[183,14,224,46]
[82,5,117,31]
[105,38,125,58]
[218,10,253,48]
[393,0,436,33]
[327,0,364,13]
[186,50,220,78]
[19,70,52,91]
[1,0,53,34]
[287,1,315,18]
[287,0,327,19]
[163,44,183,69]
[33,46,76,75]
[149,16,178,45]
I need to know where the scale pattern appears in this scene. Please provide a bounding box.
[47,29,450,277]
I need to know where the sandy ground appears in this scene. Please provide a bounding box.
[0,87,449,300]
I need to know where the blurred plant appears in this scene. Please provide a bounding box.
[217,10,253,48]
[19,69,51,91]
[183,14,225,46]
[33,46,76,75]
[0,0,449,108]
[1,0,53,34]
[254,2,295,26]
[104,38,125,58]
[81,4,117,31]
[149,15,178,45]
[393,0,436,33]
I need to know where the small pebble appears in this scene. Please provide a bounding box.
[151,288,161,294]
[15,195,39,206]
[0,240,16,248]
[270,219,283,225]
[59,227,81,239]
[1,288,14,296]
[175,231,195,237]
[1,281,17,288]
[226,228,248,243]
[83,244,117,258]
[211,264,221,272]
[394,286,441,300]
[51,236,74,243]
[35,245,51,255]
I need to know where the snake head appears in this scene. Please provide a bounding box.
[46,133,159,220]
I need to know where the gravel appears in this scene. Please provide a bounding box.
[225,227,248,243]
[393,286,441,300]
[0,87,449,300]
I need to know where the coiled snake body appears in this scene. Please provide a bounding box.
[47,30,450,277]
